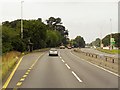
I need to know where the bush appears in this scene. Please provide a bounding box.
[11,38,27,52]
[2,43,13,53]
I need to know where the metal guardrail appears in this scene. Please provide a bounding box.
[73,49,119,73]
[83,52,118,63]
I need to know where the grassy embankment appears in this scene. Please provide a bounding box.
[1,48,49,81]
[2,51,21,81]
[97,48,120,54]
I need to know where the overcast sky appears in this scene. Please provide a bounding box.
[0,0,119,43]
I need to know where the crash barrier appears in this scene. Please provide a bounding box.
[73,49,119,74]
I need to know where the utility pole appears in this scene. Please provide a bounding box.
[100,31,103,48]
[21,1,23,39]
[110,18,112,50]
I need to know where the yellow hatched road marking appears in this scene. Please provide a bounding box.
[16,82,22,86]
[25,72,29,75]
[29,68,32,70]
[27,70,30,72]
[20,78,25,81]
[13,88,18,90]
[31,64,34,68]
[2,57,23,89]
[2,53,45,90]
[23,75,27,78]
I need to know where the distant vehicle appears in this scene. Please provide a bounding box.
[67,46,72,49]
[72,46,74,48]
[49,48,58,56]
[60,46,65,49]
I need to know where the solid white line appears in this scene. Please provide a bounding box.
[72,71,82,82]
[70,51,120,77]
[65,64,70,69]
[86,61,119,77]
[62,59,65,63]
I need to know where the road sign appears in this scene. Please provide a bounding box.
[110,38,115,45]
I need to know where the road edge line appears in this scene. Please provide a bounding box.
[2,56,24,89]
[70,51,120,77]
[14,53,45,88]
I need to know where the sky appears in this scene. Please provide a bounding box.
[0,0,119,43]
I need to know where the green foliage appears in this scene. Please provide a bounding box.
[2,17,69,53]
[2,42,13,53]
[0,25,2,55]
[91,38,100,47]
[46,30,61,47]
[11,38,27,52]
[102,33,120,47]
[97,48,120,54]
[23,20,47,49]
[112,33,120,47]
[102,35,110,47]
[71,36,85,48]
[46,17,68,45]
[2,26,20,53]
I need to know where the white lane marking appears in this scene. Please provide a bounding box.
[72,71,82,82]
[70,51,120,77]
[86,61,119,77]
[65,64,70,69]
[62,59,65,63]
[60,57,62,59]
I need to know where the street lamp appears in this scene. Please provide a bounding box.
[100,31,103,48]
[21,1,24,39]
[110,18,112,50]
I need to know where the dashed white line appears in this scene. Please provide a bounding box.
[65,64,70,69]
[70,51,120,77]
[62,59,65,63]
[60,57,62,59]
[72,71,82,82]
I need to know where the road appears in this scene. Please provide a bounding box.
[6,49,118,88]
[81,48,119,58]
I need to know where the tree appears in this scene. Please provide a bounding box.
[46,17,69,46]
[73,36,85,48]
[91,38,100,47]
[46,17,56,28]
[2,17,69,53]
[46,30,61,47]
[23,20,47,49]
[102,33,120,47]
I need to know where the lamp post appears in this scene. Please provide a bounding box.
[21,1,24,39]
[100,31,103,48]
[110,18,112,50]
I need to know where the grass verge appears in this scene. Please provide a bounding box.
[96,48,120,54]
[1,48,50,83]
[2,51,21,81]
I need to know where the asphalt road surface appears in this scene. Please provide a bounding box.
[7,49,118,88]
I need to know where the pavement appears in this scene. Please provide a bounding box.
[5,49,118,88]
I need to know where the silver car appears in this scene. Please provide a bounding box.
[49,48,58,56]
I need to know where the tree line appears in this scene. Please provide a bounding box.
[70,36,85,48]
[90,33,120,48]
[2,17,69,53]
